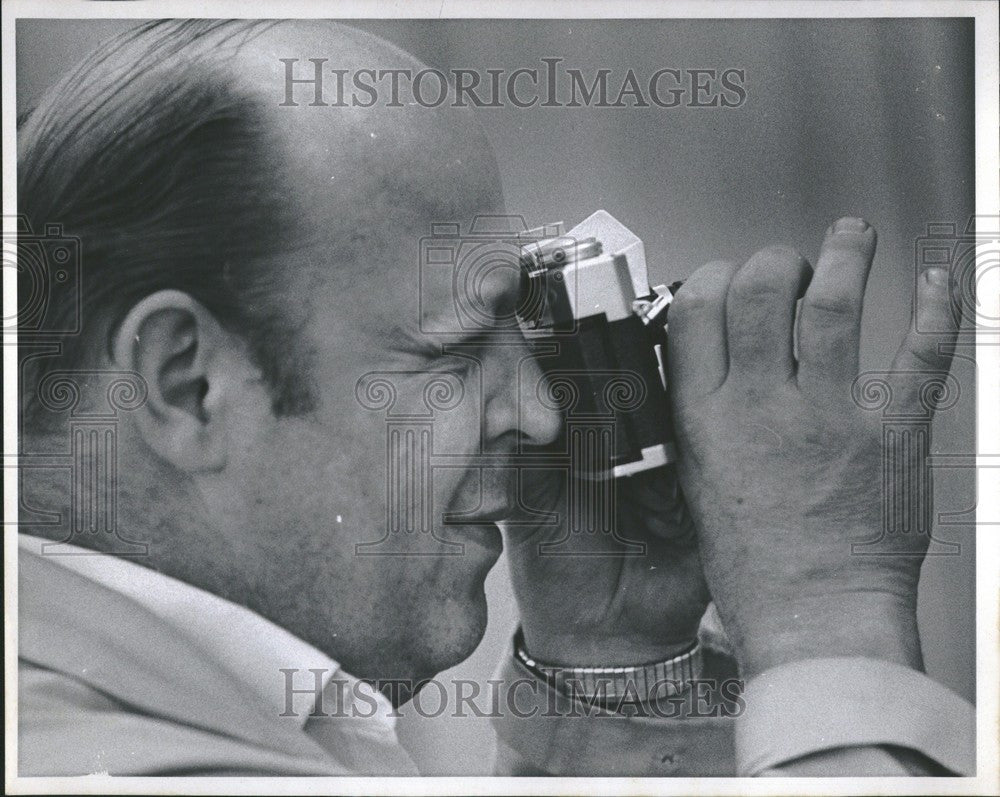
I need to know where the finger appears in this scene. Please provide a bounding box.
[797,217,877,390]
[726,246,812,382]
[890,266,959,410]
[668,259,741,397]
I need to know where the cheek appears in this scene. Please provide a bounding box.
[425,394,486,501]
[248,414,382,538]
[281,364,491,534]
[424,373,485,451]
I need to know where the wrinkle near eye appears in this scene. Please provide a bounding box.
[386,324,440,358]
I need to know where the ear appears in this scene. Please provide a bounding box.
[111,290,253,473]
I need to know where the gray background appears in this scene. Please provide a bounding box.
[17,18,976,774]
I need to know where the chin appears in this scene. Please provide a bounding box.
[413,583,490,679]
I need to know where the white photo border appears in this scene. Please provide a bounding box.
[3,1,997,795]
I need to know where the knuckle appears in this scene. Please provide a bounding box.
[802,292,858,321]
[748,245,806,269]
[728,277,785,304]
[701,259,739,273]
[672,261,736,312]
[671,289,712,316]
[729,246,808,299]
[904,337,949,370]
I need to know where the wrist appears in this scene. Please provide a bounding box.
[520,625,697,668]
[731,592,923,680]
[514,627,704,706]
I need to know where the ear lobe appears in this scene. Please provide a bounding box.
[112,290,227,472]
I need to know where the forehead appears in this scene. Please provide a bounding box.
[288,207,523,353]
[281,132,508,342]
[231,23,509,342]
[328,228,523,349]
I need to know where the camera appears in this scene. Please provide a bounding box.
[517,210,681,479]
[416,210,681,480]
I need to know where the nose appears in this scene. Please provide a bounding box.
[485,349,561,448]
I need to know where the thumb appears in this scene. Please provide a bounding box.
[889,266,959,413]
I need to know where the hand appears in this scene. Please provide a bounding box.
[667,218,959,678]
[503,463,710,666]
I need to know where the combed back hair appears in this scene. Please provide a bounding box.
[18,20,317,430]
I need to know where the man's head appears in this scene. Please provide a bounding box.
[19,20,560,684]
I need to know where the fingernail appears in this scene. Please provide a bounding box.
[830,217,870,234]
[925,267,949,286]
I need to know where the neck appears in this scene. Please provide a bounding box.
[19,430,253,601]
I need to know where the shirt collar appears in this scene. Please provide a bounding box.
[18,534,396,731]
